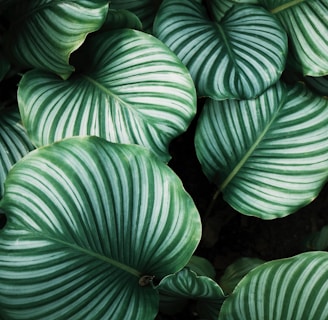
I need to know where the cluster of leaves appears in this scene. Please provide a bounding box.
[0,0,328,319]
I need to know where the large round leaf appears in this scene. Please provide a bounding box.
[0,136,201,319]
[17,29,196,162]
[260,0,328,76]
[6,1,108,79]
[195,81,328,219]
[153,0,287,100]
[0,108,34,198]
[219,252,328,320]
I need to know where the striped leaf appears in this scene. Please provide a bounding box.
[260,0,328,76]
[6,1,108,79]
[110,0,163,32]
[219,257,265,294]
[158,268,226,319]
[0,108,34,198]
[17,29,196,162]
[195,81,328,219]
[207,0,260,22]
[154,0,287,100]
[100,9,142,31]
[219,252,328,320]
[305,76,328,97]
[0,136,201,319]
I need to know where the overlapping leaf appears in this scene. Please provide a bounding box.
[6,0,109,79]
[219,252,328,319]
[17,29,196,162]
[260,0,328,76]
[207,0,260,22]
[154,0,287,99]
[0,108,34,198]
[0,136,201,319]
[158,268,226,319]
[110,0,163,32]
[195,81,328,219]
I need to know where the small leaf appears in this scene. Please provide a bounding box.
[154,0,287,99]
[0,136,201,319]
[110,0,163,32]
[18,29,196,162]
[195,81,328,219]
[219,257,265,294]
[100,9,142,31]
[6,1,109,79]
[207,0,260,22]
[158,268,226,319]
[219,252,328,320]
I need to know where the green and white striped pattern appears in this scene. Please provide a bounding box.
[8,1,108,79]
[219,252,328,320]
[17,29,196,162]
[154,0,287,100]
[207,0,260,22]
[110,0,162,32]
[0,136,201,319]
[158,268,226,319]
[261,0,328,76]
[195,81,328,219]
[0,109,34,198]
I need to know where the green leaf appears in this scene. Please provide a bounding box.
[187,255,216,279]
[17,29,196,162]
[6,1,109,79]
[158,268,226,319]
[219,252,328,320]
[303,224,328,251]
[0,136,201,319]
[260,0,328,76]
[0,108,34,198]
[154,0,287,99]
[219,257,265,294]
[207,0,260,22]
[110,0,163,32]
[195,81,328,219]
[100,9,142,31]
[304,76,328,97]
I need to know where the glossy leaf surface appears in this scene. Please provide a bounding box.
[195,81,328,219]
[6,1,108,79]
[261,0,328,76]
[219,252,328,320]
[154,0,287,99]
[0,136,201,319]
[0,108,34,198]
[18,29,196,162]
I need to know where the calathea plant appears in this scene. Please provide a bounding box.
[0,0,328,319]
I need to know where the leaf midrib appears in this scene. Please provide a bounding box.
[82,75,146,121]
[270,0,306,14]
[43,231,142,278]
[218,93,288,193]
